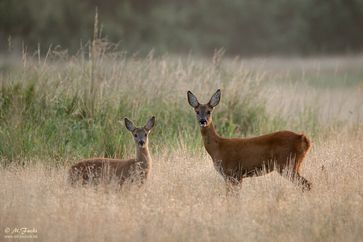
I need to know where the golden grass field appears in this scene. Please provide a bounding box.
[1,135,363,242]
[1,52,363,241]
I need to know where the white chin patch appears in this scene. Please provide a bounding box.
[200,123,207,128]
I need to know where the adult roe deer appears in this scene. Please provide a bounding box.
[187,89,311,193]
[69,116,155,186]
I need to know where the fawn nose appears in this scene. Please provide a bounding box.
[138,140,145,146]
[199,119,207,126]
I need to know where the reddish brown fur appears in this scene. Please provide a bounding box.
[68,117,155,187]
[188,90,312,193]
[201,123,311,187]
[68,158,147,186]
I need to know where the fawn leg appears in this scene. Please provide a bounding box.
[225,177,242,196]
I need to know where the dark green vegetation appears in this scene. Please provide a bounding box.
[0,75,275,165]
[1,34,362,166]
[1,0,363,55]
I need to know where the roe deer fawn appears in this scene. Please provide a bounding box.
[69,116,155,186]
[187,89,311,193]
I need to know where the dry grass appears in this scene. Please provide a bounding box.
[1,52,363,241]
[1,133,363,242]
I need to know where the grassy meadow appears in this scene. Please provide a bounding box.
[0,46,363,241]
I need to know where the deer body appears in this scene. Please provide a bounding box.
[201,123,309,179]
[188,89,311,192]
[69,117,155,186]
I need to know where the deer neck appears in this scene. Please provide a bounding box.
[200,122,220,157]
[136,145,152,171]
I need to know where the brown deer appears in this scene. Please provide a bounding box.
[69,116,155,186]
[187,89,311,193]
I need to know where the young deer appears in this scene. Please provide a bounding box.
[187,89,311,193]
[69,116,155,186]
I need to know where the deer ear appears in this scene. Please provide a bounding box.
[208,89,221,108]
[187,91,199,108]
[124,118,135,132]
[144,116,155,131]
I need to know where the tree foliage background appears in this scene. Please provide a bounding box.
[1,0,363,55]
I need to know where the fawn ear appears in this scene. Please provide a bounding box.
[124,118,135,132]
[145,116,155,131]
[187,91,199,108]
[208,89,221,108]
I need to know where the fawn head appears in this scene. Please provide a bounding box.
[187,89,221,127]
[124,116,155,148]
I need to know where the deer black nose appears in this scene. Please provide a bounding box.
[139,140,145,146]
[200,119,207,125]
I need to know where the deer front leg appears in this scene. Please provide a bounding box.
[225,176,242,196]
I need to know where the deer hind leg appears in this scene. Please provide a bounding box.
[293,153,312,191]
[292,172,311,191]
[277,154,312,191]
[277,168,311,191]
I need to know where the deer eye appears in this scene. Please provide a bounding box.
[134,134,137,138]
[145,133,147,137]
[207,111,211,115]
[196,111,200,115]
